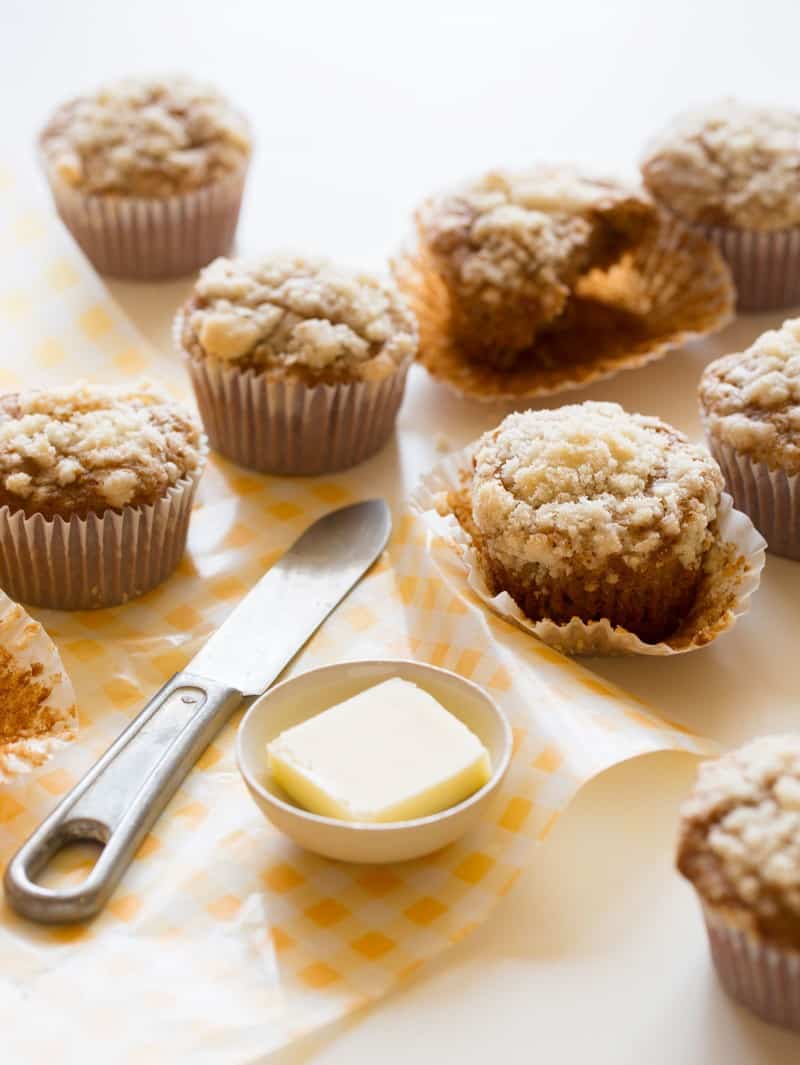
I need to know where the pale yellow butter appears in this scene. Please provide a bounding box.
[267,678,492,823]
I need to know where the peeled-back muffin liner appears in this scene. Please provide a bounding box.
[695,223,800,312]
[706,437,800,561]
[40,155,248,280]
[410,445,766,656]
[392,213,734,402]
[701,902,800,1032]
[174,312,411,476]
[0,589,77,781]
[0,459,205,610]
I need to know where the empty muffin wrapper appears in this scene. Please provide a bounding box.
[0,589,77,781]
[702,903,800,1032]
[410,446,766,656]
[393,212,734,402]
[0,461,205,611]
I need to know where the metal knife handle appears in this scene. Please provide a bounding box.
[4,672,242,924]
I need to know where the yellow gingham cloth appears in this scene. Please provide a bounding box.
[0,161,713,1064]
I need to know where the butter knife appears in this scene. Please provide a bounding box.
[5,499,391,924]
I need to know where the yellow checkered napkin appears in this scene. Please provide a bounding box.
[0,162,713,1064]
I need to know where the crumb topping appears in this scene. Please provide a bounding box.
[180,253,418,382]
[40,76,251,197]
[0,382,204,518]
[641,100,800,230]
[700,317,800,472]
[417,165,654,303]
[678,735,800,935]
[471,402,722,579]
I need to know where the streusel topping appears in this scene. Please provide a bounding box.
[678,736,800,934]
[641,100,800,230]
[0,382,204,518]
[417,165,653,303]
[180,254,418,382]
[700,317,800,472]
[40,76,251,197]
[471,402,722,579]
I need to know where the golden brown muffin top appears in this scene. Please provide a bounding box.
[471,401,722,579]
[678,735,800,949]
[0,382,204,519]
[416,165,656,304]
[179,253,418,384]
[40,76,251,197]
[700,318,800,473]
[641,100,800,230]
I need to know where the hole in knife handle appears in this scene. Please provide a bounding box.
[28,819,109,890]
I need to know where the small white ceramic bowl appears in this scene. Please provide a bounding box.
[237,659,512,864]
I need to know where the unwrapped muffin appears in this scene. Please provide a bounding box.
[0,381,206,609]
[641,100,800,309]
[175,253,417,475]
[395,164,733,400]
[678,735,800,1030]
[39,76,251,279]
[468,402,723,643]
[700,318,800,559]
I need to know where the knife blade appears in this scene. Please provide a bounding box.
[4,499,391,924]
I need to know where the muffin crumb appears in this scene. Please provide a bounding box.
[40,76,251,197]
[180,254,418,383]
[642,100,800,230]
[0,382,204,518]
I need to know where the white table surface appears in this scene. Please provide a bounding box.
[6,0,800,1061]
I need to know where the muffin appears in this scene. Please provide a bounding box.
[699,318,800,559]
[0,589,77,780]
[395,164,733,400]
[468,402,724,643]
[413,165,657,369]
[175,253,417,475]
[0,381,206,609]
[39,76,251,279]
[678,735,800,1030]
[641,100,800,310]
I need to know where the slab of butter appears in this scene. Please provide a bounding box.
[267,677,492,823]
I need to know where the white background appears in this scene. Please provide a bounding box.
[6,1,800,1062]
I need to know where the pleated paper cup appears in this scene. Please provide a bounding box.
[0,589,77,781]
[393,212,734,402]
[40,158,248,280]
[178,320,411,476]
[695,223,800,312]
[702,903,800,1031]
[706,438,800,561]
[0,463,204,611]
[410,445,766,656]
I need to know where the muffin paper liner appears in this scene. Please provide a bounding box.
[410,445,766,656]
[0,463,204,610]
[0,589,77,781]
[696,223,800,312]
[175,313,411,475]
[392,213,734,402]
[41,160,248,280]
[707,438,800,561]
[702,904,800,1031]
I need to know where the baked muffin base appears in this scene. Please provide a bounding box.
[393,214,734,401]
[707,438,800,561]
[0,462,204,610]
[702,903,800,1032]
[696,223,800,312]
[41,159,248,280]
[410,445,766,656]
